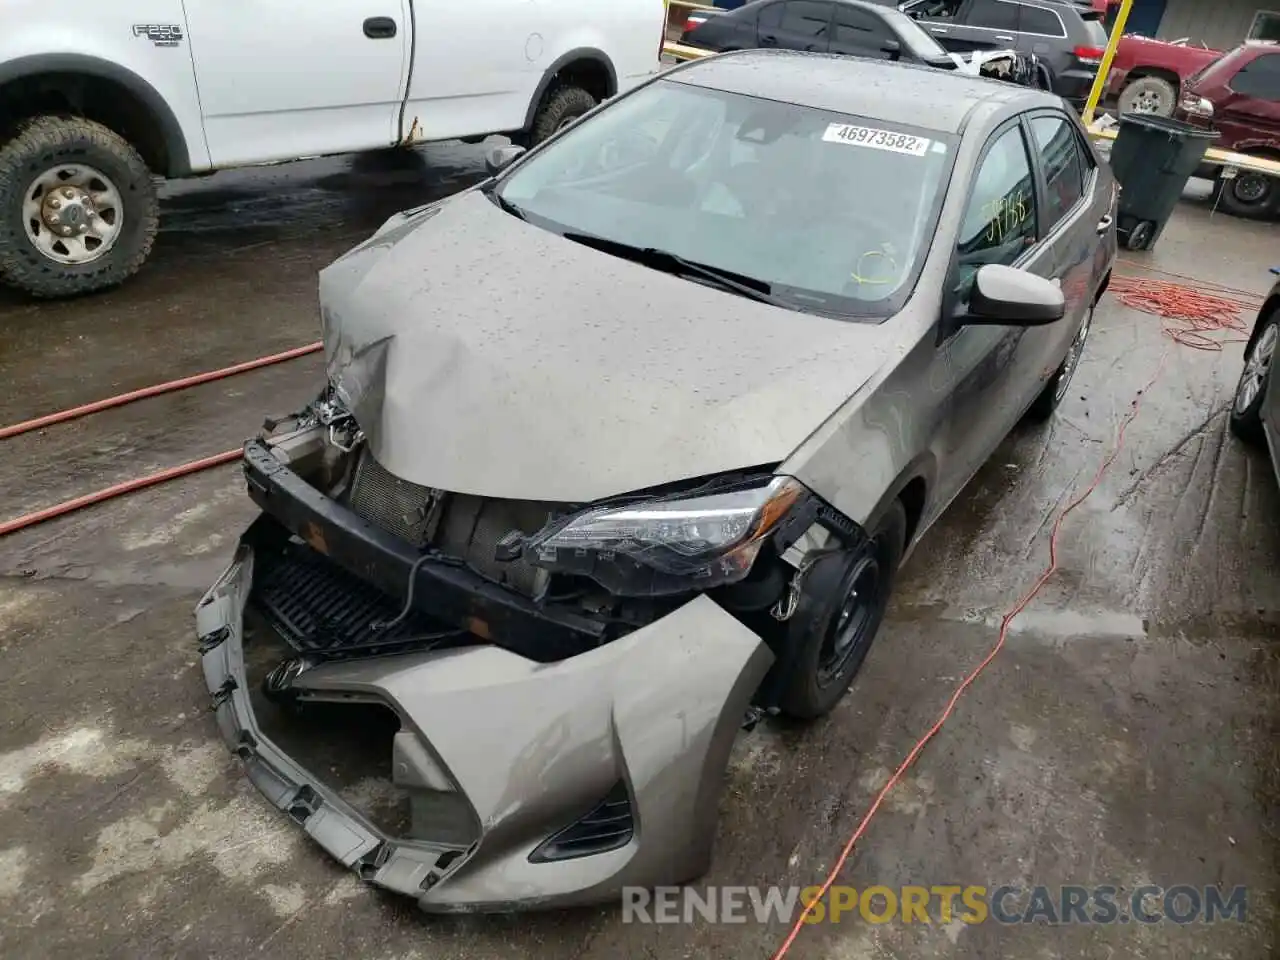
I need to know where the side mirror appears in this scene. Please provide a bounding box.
[961,264,1065,326]
[485,144,526,177]
[881,39,902,57]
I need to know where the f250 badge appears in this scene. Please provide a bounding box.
[132,24,184,47]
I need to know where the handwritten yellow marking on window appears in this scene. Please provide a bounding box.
[981,191,1030,245]
[851,244,899,286]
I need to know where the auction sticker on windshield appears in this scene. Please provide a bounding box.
[822,123,932,157]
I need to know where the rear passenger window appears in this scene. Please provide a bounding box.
[1030,115,1085,230]
[1017,4,1064,36]
[1230,52,1280,101]
[966,0,1020,32]
[955,125,1037,294]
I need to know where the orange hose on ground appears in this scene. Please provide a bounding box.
[0,449,243,538]
[0,342,323,441]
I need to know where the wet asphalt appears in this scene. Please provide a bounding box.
[0,147,1278,960]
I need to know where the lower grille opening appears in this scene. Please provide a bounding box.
[251,536,463,661]
[244,612,478,845]
[528,780,635,863]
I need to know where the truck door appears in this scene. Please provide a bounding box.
[182,0,410,167]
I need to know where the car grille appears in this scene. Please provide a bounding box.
[345,447,561,598]
[251,539,460,661]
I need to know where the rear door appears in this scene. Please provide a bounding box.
[829,5,902,59]
[183,0,409,166]
[757,0,835,51]
[1022,109,1108,399]
[913,0,1019,53]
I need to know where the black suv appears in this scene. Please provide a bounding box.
[680,0,1039,84]
[898,0,1109,108]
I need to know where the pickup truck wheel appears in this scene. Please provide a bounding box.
[1214,170,1280,221]
[528,86,599,146]
[0,116,158,299]
[1118,76,1177,117]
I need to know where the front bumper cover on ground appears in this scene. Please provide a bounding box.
[197,541,775,911]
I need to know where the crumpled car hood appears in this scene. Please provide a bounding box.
[317,189,905,503]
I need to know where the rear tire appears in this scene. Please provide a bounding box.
[777,499,907,720]
[0,115,158,299]
[1118,76,1177,117]
[1027,304,1093,422]
[526,85,599,147]
[1229,311,1277,447]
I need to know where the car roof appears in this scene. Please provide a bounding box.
[667,50,1063,135]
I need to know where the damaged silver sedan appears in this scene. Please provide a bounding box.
[198,50,1116,911]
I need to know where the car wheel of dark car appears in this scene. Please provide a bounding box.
[1118,76,1177,118]
[1026,304,1093,422]
[1214,170,1280,221]
[1229,309,1277,446]
[777,499,907,720]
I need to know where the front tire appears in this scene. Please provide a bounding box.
[777,499,907,720]
[525,85,599,147]
[0,116,159,299]
[1229,310,1277,446]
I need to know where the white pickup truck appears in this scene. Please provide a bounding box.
[0,0,666,298]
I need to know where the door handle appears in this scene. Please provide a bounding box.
[1096,214,1113,234]
[363,16,397,39]
[930,26,949,33]
[995,34,1014,41]
[760,33,779,45]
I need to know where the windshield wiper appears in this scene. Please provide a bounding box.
[486,187,527,221]
[560,232,791,308]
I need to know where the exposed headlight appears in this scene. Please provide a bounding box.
[524,476,805,596]
[1179,93,1214,119]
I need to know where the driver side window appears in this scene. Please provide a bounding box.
[954,124,1037,298]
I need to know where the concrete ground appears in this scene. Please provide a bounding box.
[0,148,1277,960]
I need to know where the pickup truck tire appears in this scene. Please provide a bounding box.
[528,86,599,145]
[1118,76,1177,117]
[0,116,159,299]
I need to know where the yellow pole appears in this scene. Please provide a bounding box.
[1081,0,1135,128]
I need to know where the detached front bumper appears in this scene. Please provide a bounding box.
[198,539,774,911]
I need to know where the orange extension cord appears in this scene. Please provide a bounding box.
[771,264,1266,958]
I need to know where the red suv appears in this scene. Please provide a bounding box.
[1175,42,1280,220]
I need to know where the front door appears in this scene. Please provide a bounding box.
[929,118,1054,514]
[184,0,409,166]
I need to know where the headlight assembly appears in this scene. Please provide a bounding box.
[524,476,805,596]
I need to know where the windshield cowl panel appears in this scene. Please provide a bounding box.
[494,78,958,320]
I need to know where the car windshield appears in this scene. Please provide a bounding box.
[881,8,950,60]
[493,78,956,317]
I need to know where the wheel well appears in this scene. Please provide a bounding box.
[1251,296,1280,348]
[0,72,170,174]
[552,57,615,103]
[897,477,927,548]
